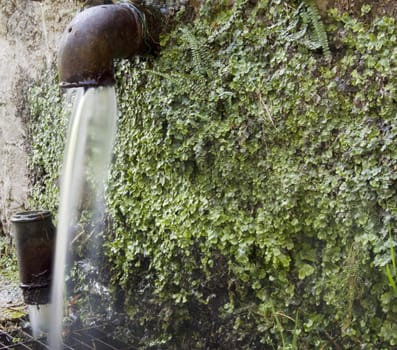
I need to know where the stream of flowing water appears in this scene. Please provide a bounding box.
[48,86,117,349]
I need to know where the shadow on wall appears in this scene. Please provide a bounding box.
[316,0,397,18]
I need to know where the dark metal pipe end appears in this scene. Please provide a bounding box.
[11,211,55,305]
[58,2,163,88]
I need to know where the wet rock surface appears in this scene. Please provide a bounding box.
[0,275,25,321]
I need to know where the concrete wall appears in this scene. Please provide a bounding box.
[0,0,78,235]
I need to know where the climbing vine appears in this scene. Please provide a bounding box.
[28,69,68,212]
[29,1,397,348]
[303,0,331,59]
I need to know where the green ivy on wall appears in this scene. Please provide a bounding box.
[29,0,397,348]
[28,70,67,211]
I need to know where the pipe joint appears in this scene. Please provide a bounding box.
[58,2,163,88]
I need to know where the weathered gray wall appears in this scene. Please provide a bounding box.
[0,0,79,235]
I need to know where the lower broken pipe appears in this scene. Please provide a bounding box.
[11,210,55,338]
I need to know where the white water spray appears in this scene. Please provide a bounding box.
[28,304,51,338]
[49,86,117,349]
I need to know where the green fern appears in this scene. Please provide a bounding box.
[386,231,397,295]
[180,27,211,76]
[303,0,331,60]
[178,27,213,97]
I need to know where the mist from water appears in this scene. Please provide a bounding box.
[48,86,117,349]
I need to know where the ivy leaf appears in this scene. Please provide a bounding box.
[298,263,315,280]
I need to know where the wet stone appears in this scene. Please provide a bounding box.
[0,276,25,322]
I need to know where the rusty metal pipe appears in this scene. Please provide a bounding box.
[11,211,55,305]
[58,2,162,88]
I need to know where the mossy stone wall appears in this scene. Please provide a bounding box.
[29,1,397,348]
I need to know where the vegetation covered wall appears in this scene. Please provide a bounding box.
[29,1,397,348]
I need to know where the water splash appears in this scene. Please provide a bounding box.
[49,86,117,349]
[28,304,51,338]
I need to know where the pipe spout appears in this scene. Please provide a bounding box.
[58,2,162,88]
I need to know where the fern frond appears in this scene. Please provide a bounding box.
[303,0,331,61]
[180,27,212,81]
[386,230,397,295]
[208,0,248,43]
